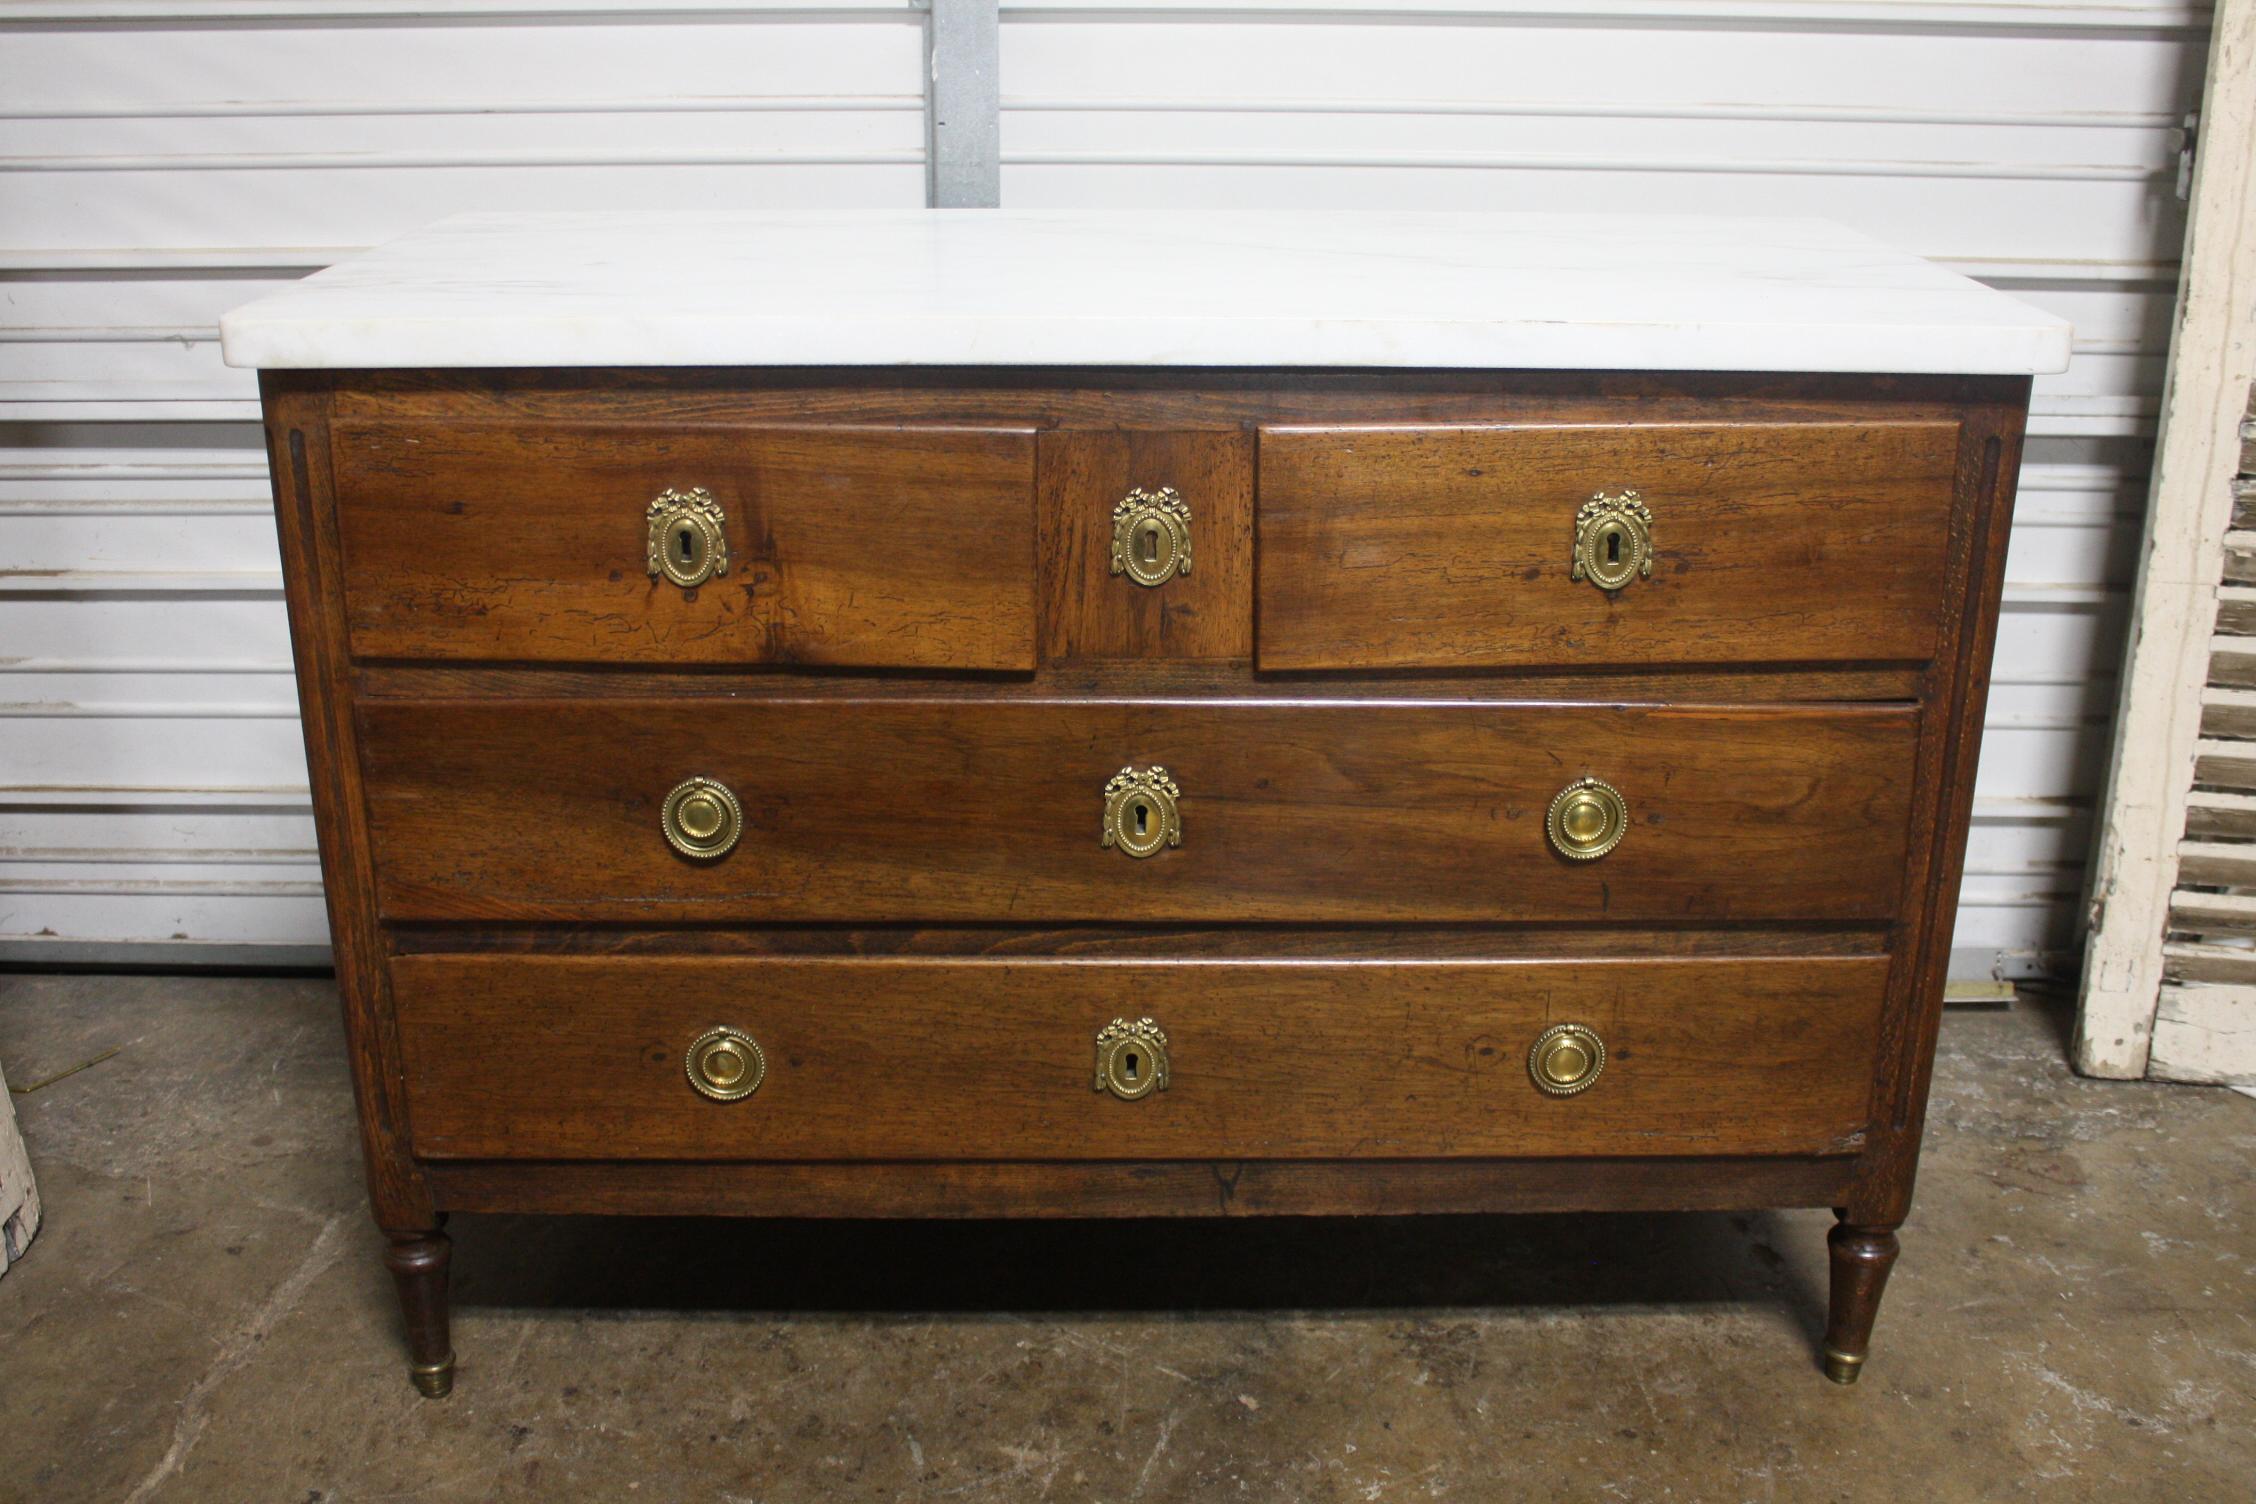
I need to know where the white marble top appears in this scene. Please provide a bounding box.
[220,210,2070,375]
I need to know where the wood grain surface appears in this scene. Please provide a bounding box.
[253,365,2035,1387]
[353,659,1930,706]
[357,699,1920,924]
[1847,396,2031,1232]
[423,1155,1856,1220]
[392,954,1890,1161]
[1256,421,1960,670]
[1038,429,1254,662]
[262,378,436,1231]
[383,922,1891,961]
[330,421,1039,668]
[325,368,2023,430]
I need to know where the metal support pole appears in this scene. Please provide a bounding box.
[925,0,1001,207]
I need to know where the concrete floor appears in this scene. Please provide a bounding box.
[0,975,2248,1504]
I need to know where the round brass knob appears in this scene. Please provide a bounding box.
[1529,1022,1605,1096]
[686,1025,765,1101]
[661,776,742,860]
[1546,777,1627,861]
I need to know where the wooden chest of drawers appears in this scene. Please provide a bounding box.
[225,210,2070,1397]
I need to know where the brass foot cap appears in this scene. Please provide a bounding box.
[1822,1346,1865,1385]
[410,1354,457,1399]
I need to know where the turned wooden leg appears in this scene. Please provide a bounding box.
[1823,1217,1901,1385]
[382,1227,455,1398]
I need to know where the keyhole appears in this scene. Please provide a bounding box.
[1140,524,1159,565]
[1123,1050,1140,1082]
[677,524,696,565]
[1134,801,1149,837]
[1605,528,1620,565]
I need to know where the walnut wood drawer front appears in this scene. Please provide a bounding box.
[1255,421,1962,671]
[358,700,1917,924]
[391,954,1889,1161]
[329,421,1038,669]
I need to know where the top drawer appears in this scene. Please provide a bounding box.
[329,422,1038,669]
[1255,421,1962,671]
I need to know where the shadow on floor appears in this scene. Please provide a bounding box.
[449,1207,1831,1340]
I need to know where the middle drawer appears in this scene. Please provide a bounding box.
[359,700,1917,924]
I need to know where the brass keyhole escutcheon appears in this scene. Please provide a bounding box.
[1528,1022,1605,1097]
[1546,777,1628,861]
[686,1025,766,1101]
[1111,487,1192,588]
[1095,1017,1170,1101]
[1570,489,1654,593]
[646,486,729,590]
[662,776,743,860]
[1101,766,1182,858]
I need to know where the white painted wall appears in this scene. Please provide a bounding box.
[0,0,2207,973]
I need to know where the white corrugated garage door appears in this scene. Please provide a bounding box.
[0,1,2204,975]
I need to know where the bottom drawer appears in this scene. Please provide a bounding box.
[393,954,1889,1161]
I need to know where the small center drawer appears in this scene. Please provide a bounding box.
[330,421,1039,669]
[391,954,1890,1161]
[357,699,1918,924]
[1255,420,1962,670]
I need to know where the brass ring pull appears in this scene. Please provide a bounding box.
[1529,1022,1605,1097]
[646,486,729,589]
[1571,489,1653,592]
[1095,1017,1170,1100]
[661,776,742,860]
[1101,766,1182,858]
[1547,777,1628,861]
[1111,486,1191,588]
[686,1025,766,1101]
